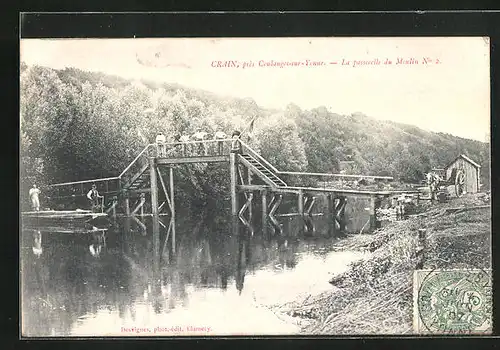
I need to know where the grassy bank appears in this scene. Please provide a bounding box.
[271,193,491,334]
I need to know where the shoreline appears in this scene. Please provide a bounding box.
[267,193,491,335]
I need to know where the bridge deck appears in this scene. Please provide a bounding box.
[238,184,420,198]
[157,155,229,165]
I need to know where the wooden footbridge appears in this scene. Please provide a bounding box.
[47,138,420,250]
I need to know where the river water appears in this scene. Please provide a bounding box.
[20,211,366,337]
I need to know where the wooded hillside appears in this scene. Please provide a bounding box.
[20,63,490,208]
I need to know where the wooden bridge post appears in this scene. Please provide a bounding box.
[298,189,304,216]
[149,158,160,259]
[112,197,117,219]
[327,194,335,236]
[369,195,376,231]
[140,194,145,217]
[125,196,131,217]
[247,169,253,226]
[230,152,239,216]
[338,196,346,233]
[261,189,268,237]
[169,166,176,254]
[369,195,381,231]
[298,189,304,233]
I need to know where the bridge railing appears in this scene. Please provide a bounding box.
[277,171,394,189]
[162,138,234,158]
[237,140,394,189]
[46,176,121,206]
[47,139,234,200]
[239,140,281,174]
[118,143,155,189]
[46,144,155,201]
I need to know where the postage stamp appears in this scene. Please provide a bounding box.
[413,269,492,334]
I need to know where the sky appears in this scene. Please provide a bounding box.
[20,37,490,142]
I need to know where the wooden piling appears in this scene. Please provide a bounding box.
[327,194,335,236]
[247,169,253,225]
[338,197,346,233]
[261,190,268,237]
[149,158,160,259]
[298,189,304,234]
[125,197,130,217]
[169,166,176,254]
[369,195,377,231]
[298,189,304,216]
[230,152,239,216]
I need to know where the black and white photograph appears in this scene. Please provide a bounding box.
[20,36,491,336]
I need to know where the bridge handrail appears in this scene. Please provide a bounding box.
[277,171,394,181]
[239,140,280,174]
[119,143,155,179]
[238,140,393,181]
[285,186,420,195]
[48,176,120,187]
[163,138,234,146]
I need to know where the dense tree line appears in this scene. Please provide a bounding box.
[20,63,490,209]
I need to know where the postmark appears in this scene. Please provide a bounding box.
[413,269,492,334]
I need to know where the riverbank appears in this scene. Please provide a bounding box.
[269,193,491,334]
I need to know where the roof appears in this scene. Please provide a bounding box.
[445,154,481,169]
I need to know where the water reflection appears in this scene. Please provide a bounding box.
[21,212,365,336]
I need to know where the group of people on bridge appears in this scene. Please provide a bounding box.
[26,130,244,213]
[155,128,243,158]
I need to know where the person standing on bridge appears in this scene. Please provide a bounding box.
[29,184,41,211]
[155,131,166,158]
[230,130,242,153]
[192,127,209,155]
[179,134,190,156]
[87,184,104,212]
[214,130,227,155]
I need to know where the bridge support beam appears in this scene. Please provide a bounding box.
[169,166,176,254]
[125,196,131,217]
[247,169,253,224]
[261,190,268,237]
[238,192,254,236]
[369,195,381,231]
[149,158,160,260]
[298,189,305,234]
[304,195,316,234]
[327,194,334,235]
[329,196,346,235]
[230,152,239,217]
[298,189,304,215]
[268,194,283,235]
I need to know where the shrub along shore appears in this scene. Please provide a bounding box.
[269,193,491,334]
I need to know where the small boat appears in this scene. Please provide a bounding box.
[23,225,108,234]
[21,209,108,223]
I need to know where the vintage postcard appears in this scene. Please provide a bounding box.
[20,36,491,336]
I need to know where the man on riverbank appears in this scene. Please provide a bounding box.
[29,184,41,211]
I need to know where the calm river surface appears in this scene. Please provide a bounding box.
[21,211,366,336]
